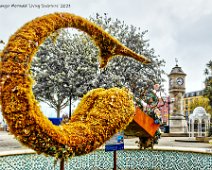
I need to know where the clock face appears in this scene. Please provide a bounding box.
[176,77,184,85]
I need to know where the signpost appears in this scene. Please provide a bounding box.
[105,132,124,170]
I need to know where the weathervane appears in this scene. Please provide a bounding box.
[0,40,5,44]
[175,58,178,66]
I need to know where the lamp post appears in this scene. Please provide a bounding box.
[167,97,170,126]
[166,96,175,132]
[185,106,188,121]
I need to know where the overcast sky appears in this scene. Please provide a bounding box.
[0,0,212,94]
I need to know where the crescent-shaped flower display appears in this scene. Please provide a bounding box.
[0,13,150,159]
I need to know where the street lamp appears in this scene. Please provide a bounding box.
[163,96,175,133]
[167,97,175,127]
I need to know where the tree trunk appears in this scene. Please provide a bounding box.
[60,158,65,170]
[69,95,72,118]
[56,105,61,118]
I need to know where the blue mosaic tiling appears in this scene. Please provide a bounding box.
[0,150,211,170]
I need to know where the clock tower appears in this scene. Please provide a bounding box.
[168,61,187,134]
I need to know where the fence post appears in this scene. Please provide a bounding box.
[113,151,117,170]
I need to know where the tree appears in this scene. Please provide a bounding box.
[32,30,99,118]
[0,40,5,101]
[89,14,165,100]
[204,60,212,108]
[31,14,165,117]
[188,96,212,115]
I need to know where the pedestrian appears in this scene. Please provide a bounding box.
[2,119,7,131]
[61,113,69,125]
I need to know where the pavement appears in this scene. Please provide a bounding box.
[0,131,212,155]
[0,131,28,151]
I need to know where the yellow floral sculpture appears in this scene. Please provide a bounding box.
[0,13,150,159]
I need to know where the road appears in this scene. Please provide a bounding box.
[0,131,211,153]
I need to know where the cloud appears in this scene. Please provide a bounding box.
[0,0,211,93]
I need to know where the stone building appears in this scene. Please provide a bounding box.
[183,90,204,119]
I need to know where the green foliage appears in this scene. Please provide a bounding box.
[189,97,212,115]
[204,60,212,108]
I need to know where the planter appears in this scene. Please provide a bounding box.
[124,107,160,137]
[196,136,212,143]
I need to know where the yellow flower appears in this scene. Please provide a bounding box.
[0,12,148,159]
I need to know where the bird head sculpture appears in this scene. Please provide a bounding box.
[0,12,151,159]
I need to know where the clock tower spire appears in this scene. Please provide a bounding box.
[168,62,186,94]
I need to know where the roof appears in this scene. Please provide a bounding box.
[184,90,204,98]
[168,64,186,76]
[189,107,211,120]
